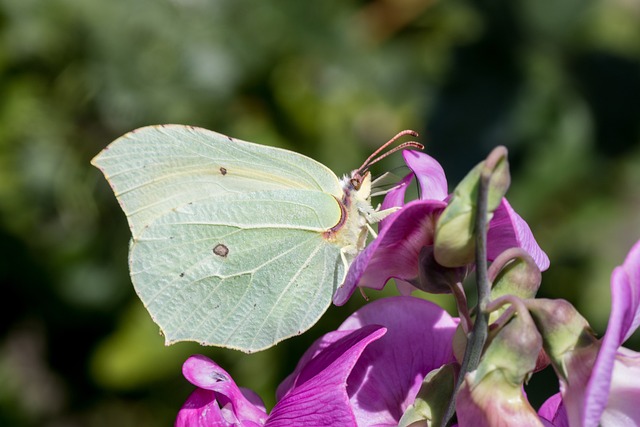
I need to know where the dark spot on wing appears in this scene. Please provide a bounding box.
[220,167,227,175]
[227,136,234,141]
[213,244,229,257]
[179,272,185,278]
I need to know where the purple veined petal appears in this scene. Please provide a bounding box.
[582,240,640,427]
[619,240,640,342]
[333,200,447,306]
[176,388,228,427]
[379,173,414,233]
[181,355,268,426]
[486,198,550,272]
[395,278,419,296]
[266,325,386,427]
[538,393,569,427]
[338,296,459,426]
[275,330,354,401]
[599,348,640,426]
[402,150,448,201]
[240,387,267,414]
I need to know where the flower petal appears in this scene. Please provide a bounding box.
[267,325,386,427]
[538,393,569,427]
[402,150,448,201]
[339,297,459,426]
[379,173,414,233]
[599,348,640,426]
[487,198,550,271]
[275,330,355,401]
[333,200,446,306]
[176,388,229,427]
[617,240,640,342]
[582,240,640,426]
[181,355,268,426]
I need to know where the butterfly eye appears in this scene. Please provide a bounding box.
[350,176,362,190]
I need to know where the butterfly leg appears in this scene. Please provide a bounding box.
[366,223,378,239]
[340,248,350,274]
[366,206,400,224]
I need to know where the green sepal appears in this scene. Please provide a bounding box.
[475,307,542,386]
[525,298,597,380]
[398,364,458,427]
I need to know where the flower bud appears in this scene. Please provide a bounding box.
[456,302,543,426]
[434,147,510,267]
[525,299,597,380]
[489,248,542,324]
[489,248,542,300]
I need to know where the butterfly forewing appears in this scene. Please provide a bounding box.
[130,189,344,351]
[92,125,343,238]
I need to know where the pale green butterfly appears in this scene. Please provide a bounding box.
[92,125,421,352]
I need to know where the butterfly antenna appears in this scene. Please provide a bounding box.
[356,130,423,176]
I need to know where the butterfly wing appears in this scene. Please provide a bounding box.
[92,126,346,352]
[92,125,343,238]
[131,190,345,351]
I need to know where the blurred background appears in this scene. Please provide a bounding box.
[1,0,639,425]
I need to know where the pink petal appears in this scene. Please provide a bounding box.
[582,240,640,426]
[618,241,640,342]
[333,200,447,306]
[487,198,550,271]
[539,393,569,427]
[267,325,386,427]
[181,355,268,425]
[339,297,459,426]
[599,348,640,426]
[379,173,414,233]
[275,330,355,401]
[402,150,448,201]
[175,388,229,427]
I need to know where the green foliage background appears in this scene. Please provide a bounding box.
[1,0,639,425]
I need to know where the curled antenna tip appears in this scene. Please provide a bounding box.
[356,130,425,177]
[400,129,420,137]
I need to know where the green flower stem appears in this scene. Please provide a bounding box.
[441,168,492,427]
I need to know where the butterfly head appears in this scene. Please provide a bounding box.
[326,131,423,249]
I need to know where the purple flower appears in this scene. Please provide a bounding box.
[334,150,549,305]
[177,297,458,426]
[539,240,640,427]
[176,325,385,426]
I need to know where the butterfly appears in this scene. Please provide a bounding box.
[92,125,421,352]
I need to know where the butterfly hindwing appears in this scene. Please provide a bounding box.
[130,189,344,351]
